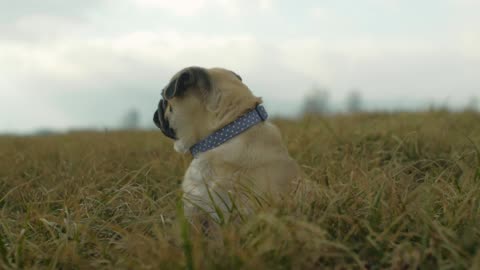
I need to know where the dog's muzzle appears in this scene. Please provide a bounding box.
[153,99,177,140]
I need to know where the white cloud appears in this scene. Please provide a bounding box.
[1,0,479,132]
[2,29,478,106]
[131,0,208,16]
[458,31,480,58]
[128,0,273,16]
[453,0,480,6]
[1,31,263,86]
[259,0,273,10]
[276,36,480,101]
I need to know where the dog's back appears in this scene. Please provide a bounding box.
[182,120,299,220]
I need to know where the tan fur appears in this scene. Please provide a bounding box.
[165,67,299,221]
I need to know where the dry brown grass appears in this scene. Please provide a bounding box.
[1,111,480,269]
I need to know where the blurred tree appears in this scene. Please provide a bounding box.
[346,89,363,113]
[122,108,140,129]
[466,96,479,112]
[34,129,56,136]
[302,85,330,115]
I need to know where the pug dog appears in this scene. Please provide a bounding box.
[153,67,299,222]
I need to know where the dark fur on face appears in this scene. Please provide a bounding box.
[153,67,211,140]
[162,67,211,100]
[153,99,176,139]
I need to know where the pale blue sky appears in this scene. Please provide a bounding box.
[1,0,479,132]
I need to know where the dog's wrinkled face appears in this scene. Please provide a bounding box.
[153,67,213,142]
[153,66,260,153]
[154,99,176,139]
[153,67,211,140]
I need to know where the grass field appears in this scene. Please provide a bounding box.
[1,111,480,269]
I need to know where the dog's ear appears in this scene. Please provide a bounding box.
[164,67,211,100]
[232,71,242,81]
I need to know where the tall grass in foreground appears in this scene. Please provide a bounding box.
[1,111,480,269]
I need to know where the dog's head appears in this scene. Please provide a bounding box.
[153,67,262,153]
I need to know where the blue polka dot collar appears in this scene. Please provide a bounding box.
[190,105,269,157]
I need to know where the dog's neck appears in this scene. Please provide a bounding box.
[185,105,268,157]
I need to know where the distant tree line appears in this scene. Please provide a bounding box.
[302,85,364,115]
[302,85,479,115]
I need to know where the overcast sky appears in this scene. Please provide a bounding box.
[1,0,479,133]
